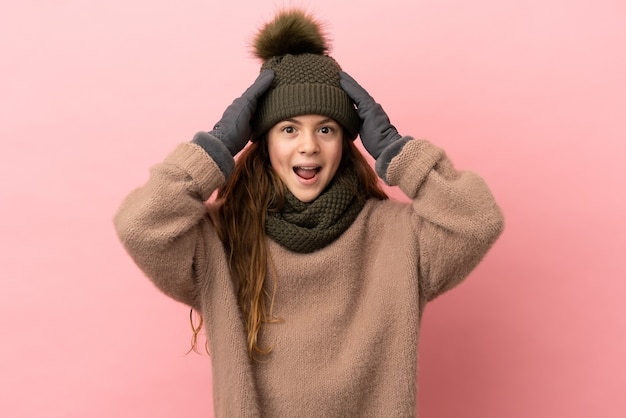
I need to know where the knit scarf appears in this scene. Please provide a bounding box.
[266,169,366,253]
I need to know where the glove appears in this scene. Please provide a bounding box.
[210,70,274,155]
[339,71,402,159]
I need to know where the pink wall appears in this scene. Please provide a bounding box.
[2,1,624,417]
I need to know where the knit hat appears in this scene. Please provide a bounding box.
[251,9,360,140]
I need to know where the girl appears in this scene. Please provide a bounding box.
[114,9,504,417]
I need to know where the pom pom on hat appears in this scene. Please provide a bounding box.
[250,9,360,140]
[253,9,329,60]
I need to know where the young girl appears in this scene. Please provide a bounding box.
[114,9,504,417]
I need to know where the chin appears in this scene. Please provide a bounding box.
[293,189,321,203]
[295,194,317,203]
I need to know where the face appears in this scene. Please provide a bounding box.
[267,114,344,203]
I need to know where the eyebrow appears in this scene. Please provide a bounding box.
[280,117,337,125]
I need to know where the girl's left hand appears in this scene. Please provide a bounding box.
[339,71,402,159]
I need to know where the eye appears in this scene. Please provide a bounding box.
[319,126,334,134]
[282,126,296,134]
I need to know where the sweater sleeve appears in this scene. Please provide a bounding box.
[385,139,504,301]
[113,142,227,310]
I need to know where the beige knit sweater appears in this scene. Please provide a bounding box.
[114,139,503,417]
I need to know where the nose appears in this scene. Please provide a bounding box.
[298,130,320,154]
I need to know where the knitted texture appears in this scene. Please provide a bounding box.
[250,9,360,140]
[252,53,360,139]
[265,168,365,253]
[113,140,504,417]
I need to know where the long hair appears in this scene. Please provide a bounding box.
[195,133,388,360]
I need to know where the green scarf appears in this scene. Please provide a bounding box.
[266,169,366,253]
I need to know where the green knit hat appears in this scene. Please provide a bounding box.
[250,9,360,140]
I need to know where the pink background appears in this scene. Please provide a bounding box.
[2,1,625,417]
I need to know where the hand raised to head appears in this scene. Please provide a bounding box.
[210,70,275,156]
[339,71,402,159]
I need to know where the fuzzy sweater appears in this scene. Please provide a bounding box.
[114,139,504,417]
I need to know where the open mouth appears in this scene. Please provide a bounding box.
[293,166,321,180]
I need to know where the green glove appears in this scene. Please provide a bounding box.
[339,71,402,160]
[210,70,274,155]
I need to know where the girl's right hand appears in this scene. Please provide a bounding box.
[210,70,274,156]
